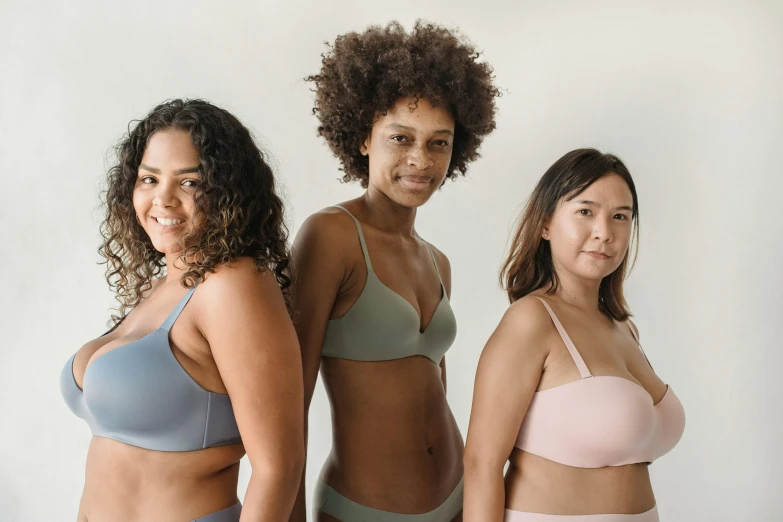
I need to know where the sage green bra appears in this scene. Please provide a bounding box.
[321,206,457,364]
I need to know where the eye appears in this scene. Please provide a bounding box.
[578,208,592,216]
[433,140,450,147]
[391,135,408,143]
[182,179,199,188]
[614,213,629,221]
[139,176,157,184]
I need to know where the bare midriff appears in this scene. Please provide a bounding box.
[319,356,463,513]
[505,448,656,515]
[79,438,244,522]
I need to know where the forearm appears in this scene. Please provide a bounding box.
[287,466,307,522]
[463,460,506,522]
[288,403,311,522]
[239,459,305,522]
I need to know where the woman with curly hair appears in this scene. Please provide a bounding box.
[291,21,499,522]
[464,149,685,521]
[60,99,304,522]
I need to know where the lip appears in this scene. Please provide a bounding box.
[398,175,433,191]
[150,216,186,229]
[584,250,611,260]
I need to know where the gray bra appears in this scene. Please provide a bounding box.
[321,206,457,364]
[60,285,241,451]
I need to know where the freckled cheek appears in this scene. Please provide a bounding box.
[372,149,405,179]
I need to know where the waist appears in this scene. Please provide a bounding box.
[81,437,242,521]
[321,453,463,514]
[325,376,462,462]
[84,435,244,490]
[505,449,655,515]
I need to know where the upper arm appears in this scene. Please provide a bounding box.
[290,212,350,407]
[195,261,304,466]
[465,297,552,468]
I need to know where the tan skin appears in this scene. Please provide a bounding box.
[71,130,304,522]
[290,98,464,522]
[464,174,670,519]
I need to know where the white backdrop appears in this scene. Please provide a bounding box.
[1,1,781,521]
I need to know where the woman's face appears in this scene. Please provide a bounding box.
[361,97,455,208]
[132,129,200,255]
[543,173,634,283]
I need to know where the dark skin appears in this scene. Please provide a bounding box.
[290,98,463,521]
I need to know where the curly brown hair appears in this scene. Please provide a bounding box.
[100,99,290,325]
[307,21,500,187]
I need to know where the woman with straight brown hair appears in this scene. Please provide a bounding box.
[463,149,685,521]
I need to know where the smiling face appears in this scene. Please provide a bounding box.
[132,129,200,255]
[543,173,634,282]
[361,97,455,208]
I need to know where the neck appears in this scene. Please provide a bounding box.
[164,253,188,285]
[551,264,603,313]
[360,186,418,236]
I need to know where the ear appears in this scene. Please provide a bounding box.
[541,219,551,240]
[360,135,370,157]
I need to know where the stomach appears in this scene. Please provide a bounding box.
[78,437,244,522]
[505,449,656,515]
[318,356,463,513]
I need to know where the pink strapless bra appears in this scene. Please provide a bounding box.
[515,298,685,468]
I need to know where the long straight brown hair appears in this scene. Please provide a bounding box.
[500,149,640,320]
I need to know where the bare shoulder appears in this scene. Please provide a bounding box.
[294,206,359,250]
[197,257,283,304]
[424,242,451,274]
[625,317,641,339]
[483,294,554,360]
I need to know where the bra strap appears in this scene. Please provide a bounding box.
[534,297,592,378]
[333,205,373,270]
[160,285,198,332]
[424,242,444,286]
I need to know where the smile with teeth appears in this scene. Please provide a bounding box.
[154,217,184,227]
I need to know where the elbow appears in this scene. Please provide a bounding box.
[463,447,504,479]
[250,447,305,490]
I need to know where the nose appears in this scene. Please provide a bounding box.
[407,144,434,170]
[593,216,614,242]
[152,179,180,208]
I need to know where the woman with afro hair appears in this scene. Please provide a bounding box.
[290,21,499,522]
[60,99,304,521]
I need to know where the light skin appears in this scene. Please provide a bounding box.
[464,174,669,519]
[289,97,463,522]
[72,130,304,522]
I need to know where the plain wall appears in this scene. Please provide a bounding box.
[1,1,781,520]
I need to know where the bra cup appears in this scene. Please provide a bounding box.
[652,388,686,460]
[517,377,680,468]
[82,330,208,449]
[422,298,457,363]
[60,355,84,419]
[322,274,457,364]
[61,285,242,452]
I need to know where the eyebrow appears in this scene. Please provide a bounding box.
[139,164,200,175]
[385,123,454,136]
[576,200,634,212]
